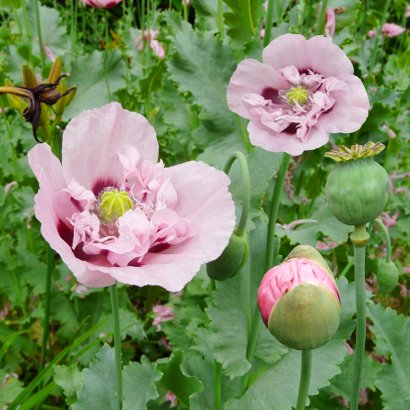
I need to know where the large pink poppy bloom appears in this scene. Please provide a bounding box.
[80,0,121,9]
[28,103,235,292]
[227,34,369,156]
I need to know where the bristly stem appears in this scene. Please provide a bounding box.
[223,151,251,237]
[350,225,370,410]
[214,361,222,410]
[40,246,53,373]
[317,0,328,35]
[296,350,312,410]
[264,0,275,46]
[110,284,123,410]
[265,153,291,271]
[33,0,46,65]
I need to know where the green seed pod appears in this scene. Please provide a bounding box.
[377,260,400,293]
[325,142,389,226]
[207,232,248,281]
[268,283,341,350]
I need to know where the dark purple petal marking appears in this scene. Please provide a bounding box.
[261,87,281,104]
[92,178,119,196]
[283,123,298,135]
[149,243,171,253]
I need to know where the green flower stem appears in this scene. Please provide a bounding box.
[216,0,224,36]
[317,0,328,35]
[265,153,291,271]
[223,151,251,236]
[214,361,222,410]
[350,225,370,410]
[110,284,123,410]
[264,0,275,46]
[70,0,78,56]
[40,246,53,373]
[296,350,312,410]
[373,218,392,262]
[103,10,112,99]
[33,0,46,65]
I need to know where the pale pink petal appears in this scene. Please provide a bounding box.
[62,103,158,194]
[80,0,122,8]
[325,7,336,38]
[382,23,406,37]
[263,34,353,76]
[103,161,235,292]
[248,121,329,156]
[28,144,115,288]
[227,59,288,119]
[317,75,370,133]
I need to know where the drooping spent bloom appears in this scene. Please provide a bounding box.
[28,103,235,291]
[368,23,406,38]
[325,7,336,37]
[227,34,369,156]
[80,0,122,8]
[258,253,340,350]
[135,30,165,59]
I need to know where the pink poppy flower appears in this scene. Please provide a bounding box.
[227,34,369,156]
[80,0,121,8]
[258,257,339,325]
[135,30,165,59]
[368,23,406,38]
[28,103,235,292]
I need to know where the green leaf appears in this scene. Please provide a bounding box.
[64,50,126,120]
[223,0,264,45]
[73,344,117,410]
[225,278,355,409]
[123,357,162,410]
[368,303,410,410]
[166,13,237,137]
[54,365,83,406]
[0,371,24,408]
[157,350,203,407]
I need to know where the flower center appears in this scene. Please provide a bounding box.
[99,188,133,223]
[287,86,309,106]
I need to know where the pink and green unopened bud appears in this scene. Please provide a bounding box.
[258,257,340,350]
[207,232,248,281]
[325,142,389,226]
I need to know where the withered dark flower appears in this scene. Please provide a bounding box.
[0,75,75,142]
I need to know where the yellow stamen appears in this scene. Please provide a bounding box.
[287,86,309,105]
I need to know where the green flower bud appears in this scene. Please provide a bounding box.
[207,232,248,281]
[325,142,389,226]
[377,260,400,293]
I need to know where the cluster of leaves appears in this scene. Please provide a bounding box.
[0,0,409,408]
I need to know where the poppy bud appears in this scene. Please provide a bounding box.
[377,260,399,293]
[207,232,248,281]
[258,255,340,350]
[325,142,389,226]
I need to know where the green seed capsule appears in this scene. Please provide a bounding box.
[207,233,248,281]
[377,260,400,293]
[268,283,341,350]
[325,143,389,226]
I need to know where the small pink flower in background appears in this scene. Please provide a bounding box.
[80,0,122,8]
[258,258,339,324]
[407,4,410,17]
[159,337,172,349]
[182,0,191,6]
[316,239,339,250]
[28,103,235,291]
[368,23,406,38]
[152,304,175,329]
[382,124,396,139]
[0,302,11,320]
[381,211,399,228]
[325,7,336,38]
[135,30,165,59]
[227,34,369,155]
[43,45,56,62]
[165,391,177,407]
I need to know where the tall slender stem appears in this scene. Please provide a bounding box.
[110,284,123,410]
[317,0,328,34]
[223,151,251,236]
[265,153,291,271]
[350,225,369,410]
[264,0,275,46]
[40,246,53,372]
[296,350,312,410]
[373,218,392,262]
[33,0,46,65]
[214,361,222,410]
